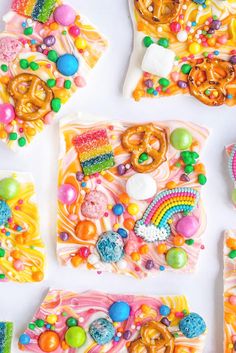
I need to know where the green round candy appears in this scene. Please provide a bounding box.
[170,128,192,150]
[1,64,8,72]
[64,80,72,89]
[229,250,236,259]
[35,319,45,328]
[48,50,58,62]
[166,247,188,269]
[9,132,18,141]
[18,137,26,147]
[147,88,154,95]
[51,98,61,112]
[185,239,194,246]
[198,174,207,185]
[65,326,87,348]
[47,79,56,88]
[29,62,39,71]
[0,248,5,257]
[184,165,194,174]
[158,38,169,48]
[24,27,33,35]
[66,317,78,327]
[20,59,29,69]
[28,323,36,330]
[181,64,192,74]
[0,178,20,200]
[139,152,148,163]
[158,78,170,87]
[232,188,236,204]
[143,36,153,48]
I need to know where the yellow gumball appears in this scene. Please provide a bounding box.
[46,314,58,325]
[75,37,87,50]
[188,42,201,55]
[127,203,139,216]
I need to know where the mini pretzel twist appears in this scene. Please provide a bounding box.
[128,321,175,353]
[121,124,167,173]
[8,73,53,121]
[188,58,235,106]
[134,0,181,25]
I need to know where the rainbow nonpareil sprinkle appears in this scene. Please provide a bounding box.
[11,0,57,23]
[135,187,200,242]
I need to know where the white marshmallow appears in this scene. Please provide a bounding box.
[126,173,157,201]
[141,44,175,77]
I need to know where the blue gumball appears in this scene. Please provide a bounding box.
[19,333,30,345]
[108,301,131,322]
[159,305,171,316]
[56,54,79,76]
[179,313,206,338]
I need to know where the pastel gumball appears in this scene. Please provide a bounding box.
[0,104,15,125]
[53,4,76,26]
[13,259,24,271]
[126,173,157,201]
[176,216,199,238]
[58,184,77,205]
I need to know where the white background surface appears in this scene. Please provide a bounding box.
[0,1,235,352]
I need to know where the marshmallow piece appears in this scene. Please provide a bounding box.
[141,44,175,77]
[126,173,157,201]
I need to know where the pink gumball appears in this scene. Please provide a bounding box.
[54,5,76,26]
[0,103,15,124]
[58,184,77,205]
[13,259,24,271]
[229,296,236,306]
[176,215,199,238]
[69,25,80,38]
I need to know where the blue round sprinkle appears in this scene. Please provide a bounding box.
[56,54,79,76]
[117,228,128,238]
[160,265,165,271]
[19,334,30,345]
[109,301,131,322]
[112,203,124,216]
[114,336,120,342]
[227,94,233,99]
[179,313,206,338]
[159,305,171,316]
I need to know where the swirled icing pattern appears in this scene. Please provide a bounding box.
[57,114,208,278]
[224,231,236,353]
[226,143,236,207]
[18,288,207,353]
[124,0,236,107]
[0,171,44,283]
[0,0,107,150]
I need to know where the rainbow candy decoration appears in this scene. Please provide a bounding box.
[12,0,57,23]
[228,144,236,183]
[74,129,115,176]
[0,322,13,353]
[134,187,200,242]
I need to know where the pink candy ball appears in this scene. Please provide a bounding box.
[74,75,86,87]
[69,25,81,38]
[13,259,24,271]
[54,5,76,26]
[176,216,199,238]
[58,184,78,205]
[229,296,236,306]
[0,103,15,124]
[217,35,227,45]
[170,21,181,33]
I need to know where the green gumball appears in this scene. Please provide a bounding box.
[0,178,20,200]
[232,188,236,205]
[170,128,193,150]
[65,326,87,348]
[166,247,188,269]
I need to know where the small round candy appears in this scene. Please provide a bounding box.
[89,318,115,345]
[170,21,181,33]
[127,203,139,216]
[43,35,56,47]
[19,334,30,345]
[53,4,76,26]
[0,177,20,200]
[75,38,87,50]
[58,183,77,205]
[108,301,131,322]
[117,228,128,238]
[170,128,193,150]
[176,216,199,238]
[112,203,124,216]
[0,103,15,124]
[13,259,24,271]
[69,25,81,38]
[56,54,79,76]
[229,296,236,305]
[81,190,107,219]
[59,231,69,241]
[126,173,157,201]
[65,326,87,348]
[177,30,188,42]
[166,247,188,269]
[75,220,97,241]
[188,42,201,55]
[159,305,171,316]
[38,331,60,352]
[46,315,58,325]
[66,317,78,327]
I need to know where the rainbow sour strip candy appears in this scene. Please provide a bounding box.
[74,129,115,175]
[0,322,13,353]
[11,0,57,23]
[135,187,200,242]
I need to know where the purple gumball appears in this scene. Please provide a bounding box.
[176,215,199,238]
[58,183,77,205]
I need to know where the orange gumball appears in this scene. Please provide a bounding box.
[226,237,236,250]
[157,243,167,254]
[75,220,97,241]
[38,331,60,352]
[173,235,185,246]
[119,192,130,205]
[123,218,135,230]
[32,271,44,282]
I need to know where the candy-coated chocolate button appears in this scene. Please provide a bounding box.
[126,173,157,200]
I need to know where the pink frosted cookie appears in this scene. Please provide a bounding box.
[18,288,207,353]
[0,36,21,62]
[58,114,209,278]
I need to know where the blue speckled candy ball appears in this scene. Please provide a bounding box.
[159,305,171,316]
[0,200,11,226]
[109,301,131,322]
[89,318,115,345]
[96,231,124,263]
[179,313,206,338]
[56,54,79,76]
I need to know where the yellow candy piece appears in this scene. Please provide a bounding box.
[46,314,58,325]
[127,203,139,216]
[188,42,201,55]
[75,37,87,50]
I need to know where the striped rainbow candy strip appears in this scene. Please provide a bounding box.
[228,144,236,183]
[11,0,57,23]
[134,187,200,242]
[0,322,13,353]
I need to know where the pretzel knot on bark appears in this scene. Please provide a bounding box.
[188,58,235,106]
[128,321,175,353]
[121,124,167,173]
[134,0,181,25]
[8,73,53,121]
